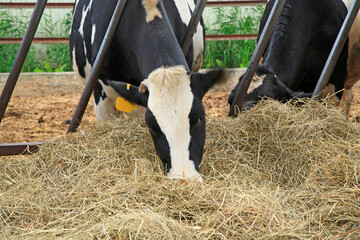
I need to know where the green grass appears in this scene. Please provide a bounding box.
[202,6,264,69]
[0,6,264,72]
[0,9,73,73]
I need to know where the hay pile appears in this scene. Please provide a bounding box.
[1,99,360,239]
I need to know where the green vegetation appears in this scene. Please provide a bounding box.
[0,9,72,73]
[0,6,264,73]
[202,6,264,69]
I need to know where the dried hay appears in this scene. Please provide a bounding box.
[1,99,360,239]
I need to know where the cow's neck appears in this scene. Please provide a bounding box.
[261,5,308,89]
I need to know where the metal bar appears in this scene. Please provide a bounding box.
[0,3,74,8]
[206,0,267,7]
[0,37,69,44]
[0,142,42,156]
[0,1,267,9]
[206,34,257,41]
[67,0,128,133]
[228,0,286,117]
[311,0,360,99]
[182,0,208,56]
[0,0,48,124]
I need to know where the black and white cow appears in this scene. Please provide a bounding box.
[70,0,224,181]
[228,0,349,110]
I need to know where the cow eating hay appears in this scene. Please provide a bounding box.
[1,99,360,239]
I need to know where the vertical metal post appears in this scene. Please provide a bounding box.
[0,0,48,123]
[67,0,128,133]
[181,0,208,56]
[311,0,360,99]
[228,0,286,117]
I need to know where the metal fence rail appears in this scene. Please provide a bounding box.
[0,1,267,8]
[0,1,265,44]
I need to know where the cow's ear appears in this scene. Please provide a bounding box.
[106,80,148,107]
[190,69,225,100]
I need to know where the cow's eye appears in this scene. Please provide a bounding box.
[197,115,205,127]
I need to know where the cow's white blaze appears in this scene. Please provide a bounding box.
[174,0,204,71]
[142,66,202,181]
[247,74,265,94]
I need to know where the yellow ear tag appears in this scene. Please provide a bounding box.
[115,84,138,113]
[116,96,138,113]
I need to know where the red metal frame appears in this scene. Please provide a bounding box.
[0,35,258,44]
[0,1,267,8]
[0,3,74,8]
[0,37,69,44]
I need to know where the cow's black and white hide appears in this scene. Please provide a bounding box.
[228,0,349,111]
[70,0,224,181]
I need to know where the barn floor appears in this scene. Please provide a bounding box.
[0,70,360,144]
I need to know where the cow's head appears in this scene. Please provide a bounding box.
[228,66,312,111]
[104,66,224,181]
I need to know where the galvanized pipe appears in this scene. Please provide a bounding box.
[311,0,360,99]
[228,0,286,117]
[67,0,128,133]
[182,0,208,56]
[0,0,48,123]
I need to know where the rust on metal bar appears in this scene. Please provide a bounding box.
[0,142,42,156]
[206,34,258,41]
[0,37,69,44]
[0,3,74,8]
[206,0,267,7]
[0,35,258,44]
[0,1,267,9]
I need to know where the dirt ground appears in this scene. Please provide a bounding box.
[1,71,360,143]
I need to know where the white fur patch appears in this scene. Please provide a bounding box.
[142,66,202,181]
[247,74,265,94]
[95,80,120,120]
[174,0,204,71]
[78,3,90,37]
[71,48,80,76]
[91,24,96,45]
[84,60,92,79]
[94,97,119,121]
[77,0,93,79]
[142,0,163,23]
[99,80,120,98]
